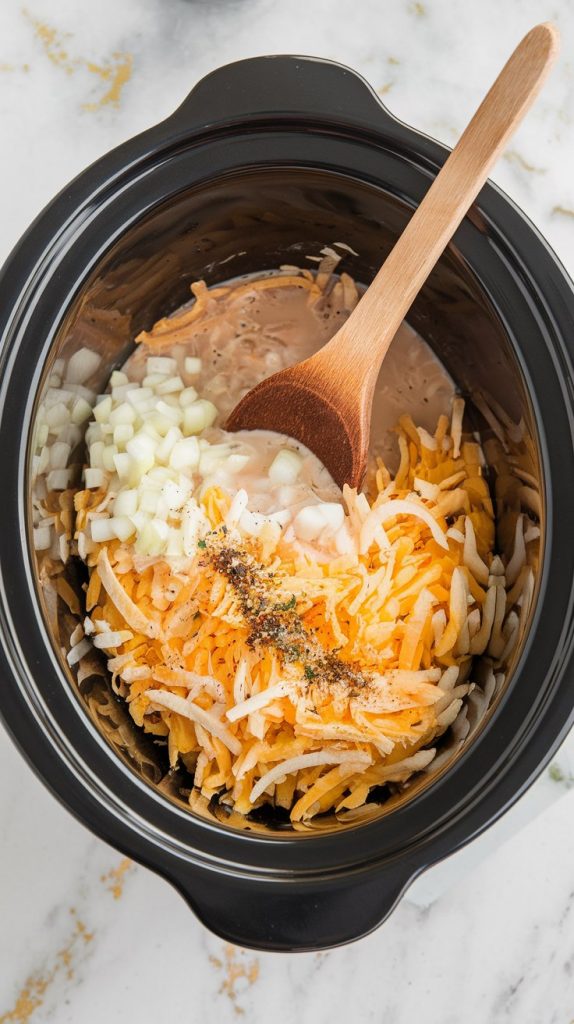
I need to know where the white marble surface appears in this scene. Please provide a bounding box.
[1,0,574,1019]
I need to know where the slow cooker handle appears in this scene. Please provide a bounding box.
[168,55,397,135]
[170,860,417,952]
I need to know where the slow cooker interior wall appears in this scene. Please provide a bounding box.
[61,170,525,421]
[34,167,542,830]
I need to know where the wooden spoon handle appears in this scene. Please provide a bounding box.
[324,23,559,384]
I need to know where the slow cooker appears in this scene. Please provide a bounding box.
[0,55,573,952]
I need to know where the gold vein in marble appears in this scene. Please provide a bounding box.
[22,10,132,110]
[210,944,260,1016]
[100,857,134,899]
[0,63,30,72]
[0,911,93,1024]
[82,54,133,111]
[552,205,574,219]
[504,150,547,175]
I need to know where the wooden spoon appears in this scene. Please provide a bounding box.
[227,24,559,488]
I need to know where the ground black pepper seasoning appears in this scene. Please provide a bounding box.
[207,540,370,698]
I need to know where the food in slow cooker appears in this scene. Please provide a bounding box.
[34,263,537,823]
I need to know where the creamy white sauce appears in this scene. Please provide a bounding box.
[123,273,454,527]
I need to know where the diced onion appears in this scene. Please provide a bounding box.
[147,356,177,375]
[156,375,184,395]
[183,399,217,435]
[179,387,198,407]
[293,505,328,542]
[72,397,93,424]
[47,468,73,491]
[33,525,52,550]
[169,437,200,471]
[84,467,106,489]
[91,517,116,542]
[111,516,136,542]
[65,347,101,385]
[113,423,134,448]
[94,396,112,423]
[45,403,70,429]
[268,449,302,485]
[184,356,202,376]
[50,441,71,469]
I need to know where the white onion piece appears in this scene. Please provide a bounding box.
[113,424,134,447]
[155,400,182,424]
[147,356,176,375]
[47,468,73,491]
[65,347,101,385]
[268,449,302,485]
[33,525,52,550]
[37,447,50,475]
[84,467,106,489]
[113,452,134,483]
[36,423,49,447]
[239,510,271,538]
[154,426,180,464]
[111,516,136,542]
[45,403,70,430]
[94,396,112,422]
[102,445,118,473]
[157,480,189,516]
[179,387,198,407]
[71,397,92,424]
[50,441,71,469]
[109,402,136,427]
[91,518,116,542]
[143,374,167,389]
[183,399,217,434]
[226,454,250,473]
[169,437,200,471]
[156,375,184,395]
[136,518,170,555]
[184,356,202,376]
[113,489,138,516]
[293,505,328,542]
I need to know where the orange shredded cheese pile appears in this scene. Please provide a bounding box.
[75,388,499,822]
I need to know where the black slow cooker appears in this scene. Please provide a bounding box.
[0,55,573,952]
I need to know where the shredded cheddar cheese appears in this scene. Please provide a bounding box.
[75,388,501,822]
[66,266,539,824]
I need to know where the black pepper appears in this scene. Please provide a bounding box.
[207,539,370,695]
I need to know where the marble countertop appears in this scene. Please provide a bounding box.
[1,0,574,1020]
